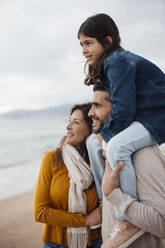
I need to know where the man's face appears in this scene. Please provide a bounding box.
[88,90,112,134]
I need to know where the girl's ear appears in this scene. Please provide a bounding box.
[106,36,113,45]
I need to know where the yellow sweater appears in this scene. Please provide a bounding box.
[34,150,101,246]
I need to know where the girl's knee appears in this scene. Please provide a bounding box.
[107,136,122,155]
[106,137,127,165]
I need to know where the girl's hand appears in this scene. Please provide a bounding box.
[102,160,124,197]
[84,205,102,226]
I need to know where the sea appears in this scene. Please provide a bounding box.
[1,114,165,201]
[0,115,68,200]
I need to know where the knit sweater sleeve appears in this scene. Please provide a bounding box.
[106,188,165,239]
[34,152,85,227]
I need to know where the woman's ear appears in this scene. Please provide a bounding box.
[106,36,113,45]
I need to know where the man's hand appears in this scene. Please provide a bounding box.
[102,160,124,197]
[84,205,102,226]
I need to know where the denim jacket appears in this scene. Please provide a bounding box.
[100,48,165,145]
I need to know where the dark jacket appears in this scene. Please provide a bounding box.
[100,48,165,145]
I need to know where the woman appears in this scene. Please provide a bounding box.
[34,103,102,248]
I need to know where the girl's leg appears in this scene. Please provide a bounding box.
[101,122,153,248]
[106,121,155,221]
[86,134,105,201]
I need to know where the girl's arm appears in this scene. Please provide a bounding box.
[101,57,136,142]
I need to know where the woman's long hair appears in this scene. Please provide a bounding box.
[55,103,92,167]
[78,13,121,85]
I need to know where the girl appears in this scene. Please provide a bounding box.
[34,103,102,248]
[78,13,165,248]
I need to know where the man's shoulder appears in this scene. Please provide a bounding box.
[133,145,165,166]
[133,145,165,211]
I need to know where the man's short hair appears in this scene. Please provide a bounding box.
[93,81,111,102]
[93,80,107,92]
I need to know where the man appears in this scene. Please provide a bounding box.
[86,83,112,201]
[86,82,165,247]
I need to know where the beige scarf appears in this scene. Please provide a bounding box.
[62,144,93,248]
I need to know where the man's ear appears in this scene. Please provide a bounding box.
[106,36,113,45]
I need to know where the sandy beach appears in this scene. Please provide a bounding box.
[0,191,43,248]
[1,192,165,248]
[0,148,165,248]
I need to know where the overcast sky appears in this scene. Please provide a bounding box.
[0,0,165,113]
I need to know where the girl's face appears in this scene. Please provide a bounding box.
[65,109,90,149]
[79,33,104,66]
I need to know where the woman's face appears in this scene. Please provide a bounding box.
[65,109,90,148]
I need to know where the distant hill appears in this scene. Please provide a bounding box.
[0,104,73,119]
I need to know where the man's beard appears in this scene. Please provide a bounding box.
[92,119,105,134]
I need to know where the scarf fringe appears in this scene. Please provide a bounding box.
[67,232,88,248]
[63,144,93,248]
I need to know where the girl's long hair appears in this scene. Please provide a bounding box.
[55,103,92,167]
[78,13,121,85]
